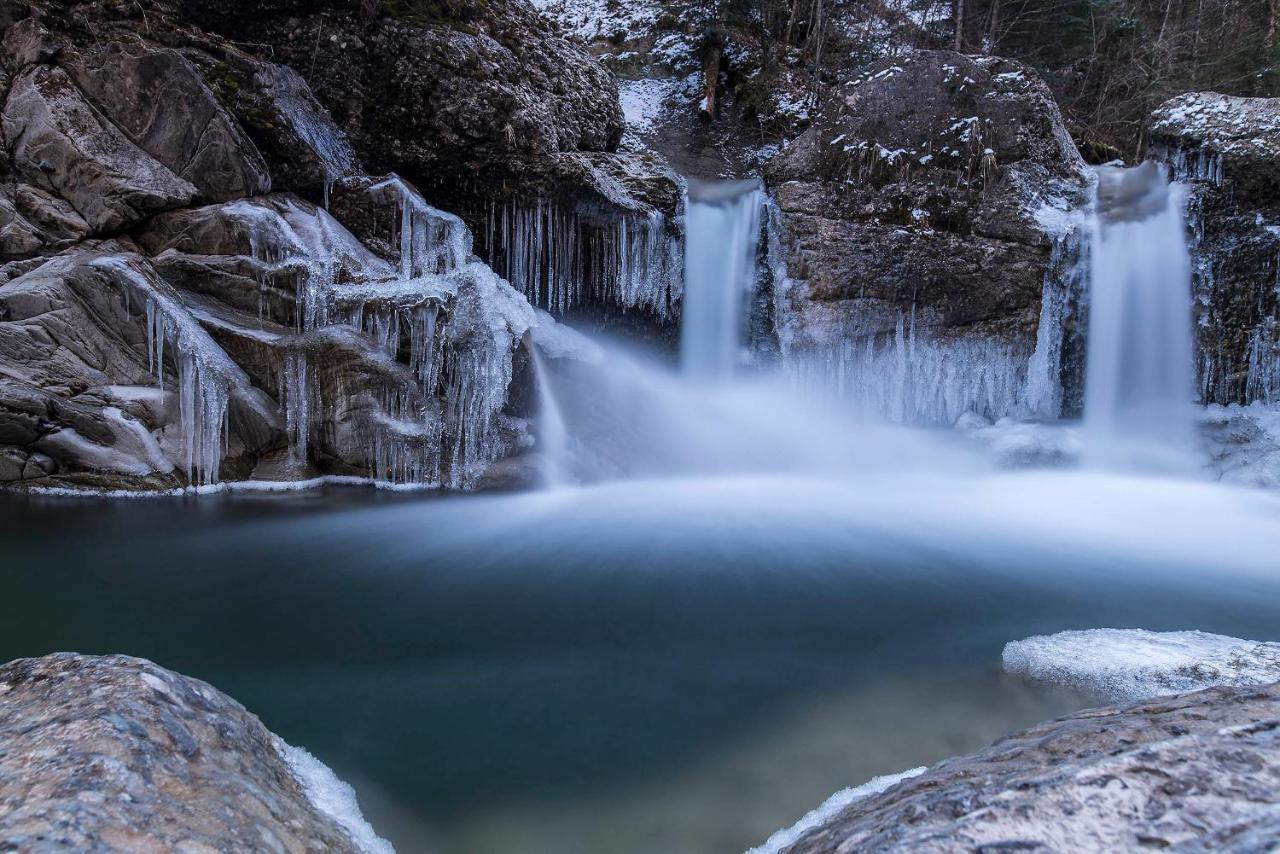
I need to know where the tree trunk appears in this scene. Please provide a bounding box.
[954,0,965,51]
[701,46,721,118]
[1269,0,1278,49]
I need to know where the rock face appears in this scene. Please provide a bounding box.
[0,0,613,491]
[0,653,378,852]
[778,681,1280,853]
[1149,93,1280,406]
[765,51,1091,425]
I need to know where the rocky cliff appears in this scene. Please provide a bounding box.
[764,51,1090,424]
[0,0,662,491]
[0,653,390,852]
[1149,92,1280,407]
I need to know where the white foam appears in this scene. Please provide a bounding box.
[273,737,394,854]
[1003,628,1280,701]
[745,767,926,854]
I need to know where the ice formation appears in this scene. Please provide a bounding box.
[256,64,357,206]
[1003,628,1280,701]
[224,181,536,488]
[1025,227,1087,419]
[785,313,1034,425]
[483,199,682,319]
[272,737,395,854]
[746,767,927,854]
[99,257,260,486]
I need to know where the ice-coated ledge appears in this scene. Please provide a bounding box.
[1003,628,1280,700]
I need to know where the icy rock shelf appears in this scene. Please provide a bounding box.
[1003,628,1280,701]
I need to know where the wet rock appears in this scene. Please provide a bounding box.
[0,653,375,852]
[764,51,1090,423]
[1,64,197,233]
[1149,93,1280,406]
[62,41,272,202]
[767,51,1087,349]
[777,681,1280,853]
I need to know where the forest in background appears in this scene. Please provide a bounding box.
[687,0,1279,158]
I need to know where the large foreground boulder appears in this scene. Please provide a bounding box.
[1149,93,1280,406]
[0,653,387,852]
[775,681,1280,852]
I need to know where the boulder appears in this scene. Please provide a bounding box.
[61,41,272,202]
[1149,93,1280,406]
[0,653,383,852]
[775,681,1280,852]
[1,65,197,234]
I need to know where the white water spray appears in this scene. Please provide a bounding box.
[1084,163,1197,471]
[680,179,763,383]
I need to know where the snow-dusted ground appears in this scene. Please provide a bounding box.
[745,767,927,854]
[530,0,660,43]
[273,737,395,854]
[1003,629,1280,701]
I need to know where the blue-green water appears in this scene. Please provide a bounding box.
[3,471,1279,852]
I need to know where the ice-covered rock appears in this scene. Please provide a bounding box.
[0,653,391,853]
[767,51,1091,424]
[1003,628,1280,701]
[773,680,1280,852]
[1149,93,1280,406]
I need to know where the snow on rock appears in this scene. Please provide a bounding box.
[531,0,660,44]
[1202,402,1280,488]
[746,768,927,854]
[273,738,395,854]
[618,78,682,136]
[1003,629,1280,701]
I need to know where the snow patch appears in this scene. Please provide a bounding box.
[273,737,394,854]
[1003,629,1280,701]
[746,767,927,854]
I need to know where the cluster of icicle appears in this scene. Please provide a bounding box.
[235,177,531,488]
[1246,319,1280,403]
[101,257,249,486]
[483,199,683,319]
[769,197,1085,426]
[784,312,1035,424]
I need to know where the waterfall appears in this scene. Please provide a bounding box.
[680,179,763,383]
[1084,163,1196,471]
[529,347,570,488]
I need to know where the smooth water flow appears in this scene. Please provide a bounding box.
[680,179,764,383]
[530,347,571,487]
[1084,163,1196,471]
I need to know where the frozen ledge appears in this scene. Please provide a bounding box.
[1003,628,1280,701]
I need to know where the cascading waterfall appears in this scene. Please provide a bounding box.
[1084,163,1197,470]
[529,347,570,488]
[680,179,763,383]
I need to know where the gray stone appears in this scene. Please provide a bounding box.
[63,42,272,202]
[0,653,365,852]
[1,65,197,233]
[778,682,1280,853]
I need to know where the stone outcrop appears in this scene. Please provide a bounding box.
[0,1,582,491]
[764,51,1091,424]
[1149,92,1280,406]
[0,653,383,852]
[775,681,1280,852]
